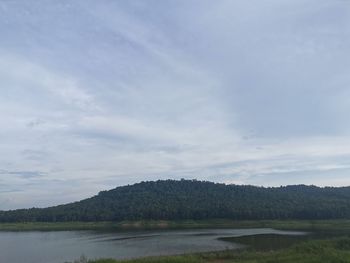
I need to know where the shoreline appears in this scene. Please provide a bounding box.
[1,219,350,232]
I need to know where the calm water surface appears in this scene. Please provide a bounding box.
[0,228,305,263]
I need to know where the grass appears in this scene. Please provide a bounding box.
[219,234,309,251]
[2,219,350,231]
[71,237,350,263]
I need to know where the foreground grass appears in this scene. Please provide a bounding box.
[2,219,350,231]
[75,237,350,263]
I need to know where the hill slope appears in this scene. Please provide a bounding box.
[1,180,350,222]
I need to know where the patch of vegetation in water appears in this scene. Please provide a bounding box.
[68,237,350,263]
[219,233,309,251]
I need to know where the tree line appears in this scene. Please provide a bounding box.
[1,179,350,222]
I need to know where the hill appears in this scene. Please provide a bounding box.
[1,180,350,222]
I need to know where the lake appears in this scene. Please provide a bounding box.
[0,228,305,263]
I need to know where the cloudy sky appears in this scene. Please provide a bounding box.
[1,0,350,209]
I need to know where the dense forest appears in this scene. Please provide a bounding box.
[1,180,350,222]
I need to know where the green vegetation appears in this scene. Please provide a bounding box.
[2,219,350,231]
[219,234,310,251]
[1,180,350,223]
[68,237,350,263]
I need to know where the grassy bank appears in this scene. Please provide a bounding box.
[68,237,350,263]
[2,219,350,231]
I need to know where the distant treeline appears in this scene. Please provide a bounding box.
[1,180,350,222]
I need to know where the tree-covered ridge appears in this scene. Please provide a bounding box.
[1,180,350,222]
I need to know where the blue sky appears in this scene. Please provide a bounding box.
[1,0,350,209]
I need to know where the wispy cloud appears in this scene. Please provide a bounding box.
[0,53,97,110]
[0,170,45,179]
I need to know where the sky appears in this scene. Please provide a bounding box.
[1,0,350,209]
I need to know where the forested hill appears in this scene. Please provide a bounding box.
[1,180,350,222]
